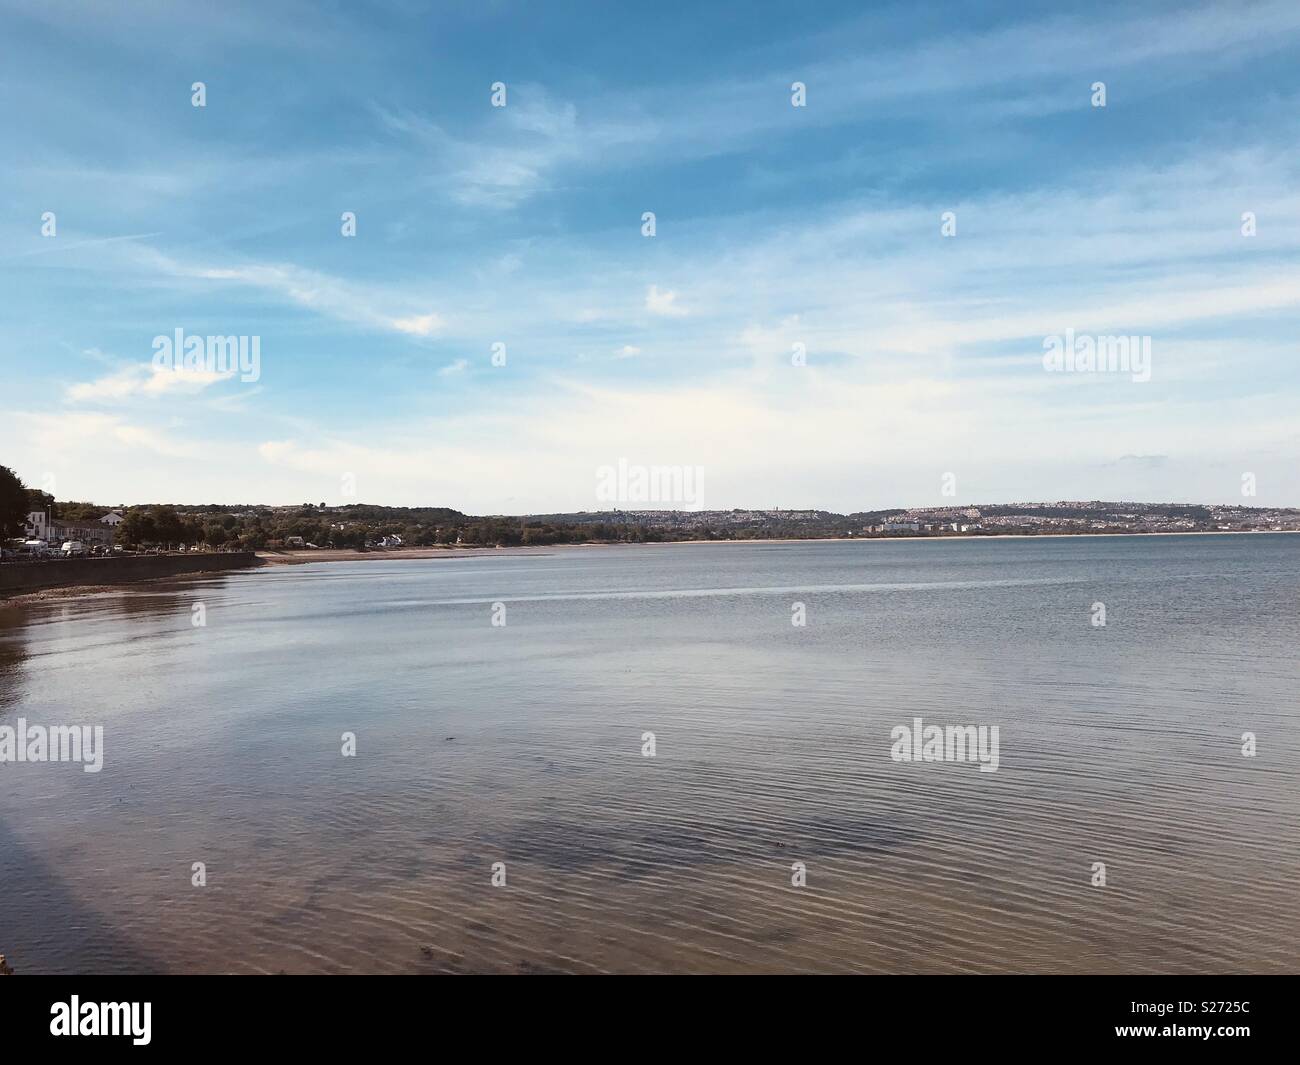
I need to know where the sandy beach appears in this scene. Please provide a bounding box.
[256,545,572,565]
[254,528,1297,568]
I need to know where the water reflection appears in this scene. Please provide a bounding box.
[1,539,1298,973]
[0,573,242,974]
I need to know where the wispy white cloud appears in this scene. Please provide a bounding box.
[134,250,449,339]
[392,313,445,337]
[645,285,688,318]
[9,411,202,461]
[374,87,651,209]
[66,363,231,403]
[365,3,1300,214]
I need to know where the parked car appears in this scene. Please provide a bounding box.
[61,540,87,557]
[20,540,52,558]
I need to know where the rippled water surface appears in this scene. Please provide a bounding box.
[2,535,1297,973]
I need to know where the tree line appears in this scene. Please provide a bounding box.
[0,470,691,549]
[2,465,867,551]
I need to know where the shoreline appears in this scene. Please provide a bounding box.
[255,527,1299,566]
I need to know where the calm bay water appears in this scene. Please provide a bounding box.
[1,534,1297,974]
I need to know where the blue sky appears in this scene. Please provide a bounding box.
[2,0,1298,512]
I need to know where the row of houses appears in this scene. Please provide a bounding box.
[23,509,122,548]
[865,521,982,534]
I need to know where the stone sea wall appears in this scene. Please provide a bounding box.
[0,553,260,595]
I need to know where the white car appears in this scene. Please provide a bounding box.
[61,540,87,557]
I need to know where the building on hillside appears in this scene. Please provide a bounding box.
[99,511,125,526]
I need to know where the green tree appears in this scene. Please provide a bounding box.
[116,510,157,547]
[149,506,183,546]
[56,501,106,521]
[0,466,29,538]
[25,488,53,514]
[179,517,203,545]
[201,522,229,547]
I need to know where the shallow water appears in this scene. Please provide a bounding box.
[1,534,1297,973]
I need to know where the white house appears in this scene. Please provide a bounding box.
[99,511,124,526]
[24,510,51,541]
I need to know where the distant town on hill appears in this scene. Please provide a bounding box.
[13,484,1300,552]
